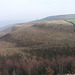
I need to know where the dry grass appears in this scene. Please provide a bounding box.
[0,20,75,58]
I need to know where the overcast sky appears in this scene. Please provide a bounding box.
[0,0,75,21]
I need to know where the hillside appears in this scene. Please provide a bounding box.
[0,14,75,37]
[0,22,33,37]
[36,14,75,21]
[0,20,75,75]
[0,20,75,57]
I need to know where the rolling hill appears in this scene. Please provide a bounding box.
[0,14,75,38]
[35,14,75,21]
[0,22,33,38]
[0,20,75,57]
[0,16,75,75]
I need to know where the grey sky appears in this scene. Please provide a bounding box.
[0,0,75,21]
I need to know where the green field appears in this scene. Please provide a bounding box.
[67,19,75,24]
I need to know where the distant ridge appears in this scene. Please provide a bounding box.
[35,14,75,21]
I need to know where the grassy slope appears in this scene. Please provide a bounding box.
[35,14,75,22]
[67,19,75,32]
[67,19,75,24]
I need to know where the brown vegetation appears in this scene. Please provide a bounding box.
[0,20,75,75]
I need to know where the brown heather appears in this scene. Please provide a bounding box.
[0,20,75,75]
